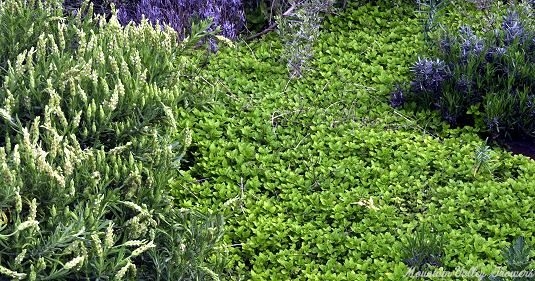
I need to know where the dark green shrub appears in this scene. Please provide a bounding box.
[391,1,535,140]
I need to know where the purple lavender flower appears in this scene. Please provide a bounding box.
[473,40,484,54]
[455,75,472,95]
[460,38,484,60]
[485,116,501,133]
[459,25,475,38]
[410,58,450,93]
[389,86,405,108]
[117,6,130,25]
[442,110,457,125]
[221,21,236,39]
[485,46,507,63]
[502,10,524,45]
[495,47,506,56]
[458,26,485,61]
[116,0,245,46]
[137,0,163,25]
[439,36,452,55]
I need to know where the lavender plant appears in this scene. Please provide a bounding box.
[392,1,535,140]
[0,0,225,279]
[115,0,246,50]
[466,0,494,10]
[390,85,405,108]
[416,0,450,44]
[473,138,494,176]
[276,0,334,78]
[401,224,446,271]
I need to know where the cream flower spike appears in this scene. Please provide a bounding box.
[215,35,235,48]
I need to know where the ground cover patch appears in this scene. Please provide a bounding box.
[172,1,535,280]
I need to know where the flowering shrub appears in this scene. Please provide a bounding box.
[391,1,535,139]
[61,0,245,51]
[115,0,245,50]
[0,0,225,279]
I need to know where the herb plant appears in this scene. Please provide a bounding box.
[392,1,535,141]
[401,224,446,271]
[0,0,225,279]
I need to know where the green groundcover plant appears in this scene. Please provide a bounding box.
[167,1,535,280]
[0,0,225,280]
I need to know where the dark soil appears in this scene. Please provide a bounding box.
[477,130,535,160]
[500,139,535,160]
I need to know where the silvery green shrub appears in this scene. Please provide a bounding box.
[276,0,334,78]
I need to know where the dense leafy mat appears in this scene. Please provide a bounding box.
[173,1,535,280]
